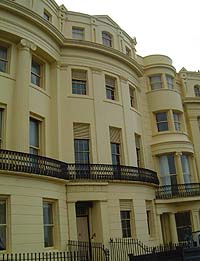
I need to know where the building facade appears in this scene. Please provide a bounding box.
[0,0,200,253]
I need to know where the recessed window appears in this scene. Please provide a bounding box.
[194,85,200,97]
[173,112,181,131]
[158,154,177,186]
[155,112,168,132]
[129,86,137,109]
[102,31,113,47]
[120,211,131,238]
[43,201,55,248]
[166,75,174,89]
[73,123,90,164]
[0,46,8,73]
[125,46,131,57]
[72,27,85,40]
[29,118,40,155]
[135,134,143,167]
[72,70,87,95]
[181,154,191,184]
[120,200,135,238]
[110,127,121,165]
[146,201,154,236]
[31,59,42,87]
[175,211,192,242]
[149,75,162,90]
[43,10,51,22]
[105,76,116,100]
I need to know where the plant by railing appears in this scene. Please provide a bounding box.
[156,183,200,199]
[0,149,159,185]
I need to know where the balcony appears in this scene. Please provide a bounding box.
[0,149,159,185]
[156,183,200,199]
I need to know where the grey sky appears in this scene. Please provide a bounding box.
[56,0,200,72]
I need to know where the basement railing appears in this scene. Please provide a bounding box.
[0,149,159,185]
[156,183,200,199]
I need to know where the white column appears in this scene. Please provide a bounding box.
[12,39,37,152]
[169,213,178,243]
[66,201,78,241]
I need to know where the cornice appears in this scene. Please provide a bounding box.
[144,63,176,72]
[0,0,64,45]
[62,39,143,76]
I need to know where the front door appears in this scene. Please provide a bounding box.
[76,216,89,242]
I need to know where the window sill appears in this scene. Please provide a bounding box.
[147,88,180,94]
[30,84,50,97]
[103,99,122,106]
[152,130,188,137]
[67,94,94,100]
[0,71,14,80]
[130,107,141,115]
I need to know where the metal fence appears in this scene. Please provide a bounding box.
[68,240,109,261]
[0,251,90,261]
[0,149,159,185]
[109,238,188,261]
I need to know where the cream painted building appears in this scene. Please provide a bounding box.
[0,0,200,254]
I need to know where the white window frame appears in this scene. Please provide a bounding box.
[31,57,44,88]
[149,75,162,90]
[72,27,85,40]
[29,116,43,155]
[72,69,87,95]
[155,112,169,132]
[166,75,174,89]
[43,200,56,248]
[0,44,9,74]
[102,31,113,47]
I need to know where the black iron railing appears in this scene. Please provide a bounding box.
[68,240,109,260]
[156,183,200,199]
[0,149,159,185]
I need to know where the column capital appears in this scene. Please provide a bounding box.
[18,39,37,51]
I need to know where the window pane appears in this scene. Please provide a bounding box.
[0,61,7,73]
[156,112,167,122]
[43,203,53,225]
[72,28,84,40]
[0,226,6,250]
[44,226,53,247]
[74,139,90,164]
[120,210,132,238]
[102,32,112,47]
[166,75,174,89]
[111,143,120,165]
[0,47,7,60]
[0,201,6,224]
[32,61,40,75]
[150,75,162,90]
[167,154,176,175]
[29,119,39,147]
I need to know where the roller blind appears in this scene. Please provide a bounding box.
[119,199,132,210]
[73,123,90,139]
[110,127,121,143]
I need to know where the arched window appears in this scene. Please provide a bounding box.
[194,85,200,97]
[102,31,113,47]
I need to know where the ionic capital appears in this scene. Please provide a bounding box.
[18,39,37,51]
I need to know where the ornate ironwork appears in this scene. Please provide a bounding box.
[0,149,159,185]
[156,183,200,199]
